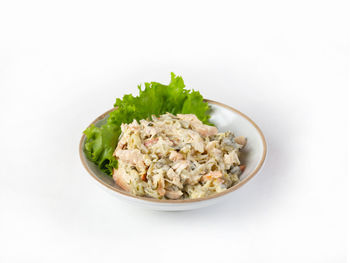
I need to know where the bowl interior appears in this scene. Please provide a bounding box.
[80,100,266,203]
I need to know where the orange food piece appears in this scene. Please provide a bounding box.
[239,165,246,172]
[141,173,147,182]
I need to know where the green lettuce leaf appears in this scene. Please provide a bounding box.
[83,73,212,175]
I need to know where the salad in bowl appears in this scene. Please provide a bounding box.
[80,73,266,209]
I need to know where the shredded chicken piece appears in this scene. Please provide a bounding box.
[114,149,145,170]
[169,151,184,161]
[165,190,183,199]
[234,136,247,147]
[173,160,189,174]
[177,114,218,137]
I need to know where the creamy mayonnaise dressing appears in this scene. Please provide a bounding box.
[113,113,246,199]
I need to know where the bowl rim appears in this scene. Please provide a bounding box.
[79,99,267,203]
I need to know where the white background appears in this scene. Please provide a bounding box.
[0,0,348,262]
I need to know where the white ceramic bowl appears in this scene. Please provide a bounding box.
[79,100,267,211]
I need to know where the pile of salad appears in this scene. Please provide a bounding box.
[84,73,246,199]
